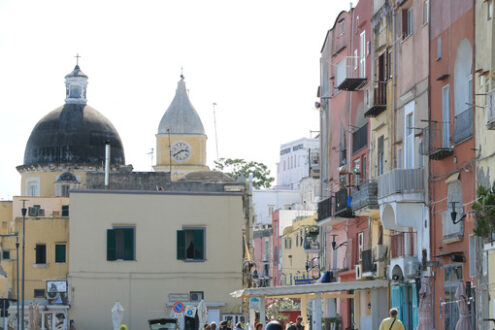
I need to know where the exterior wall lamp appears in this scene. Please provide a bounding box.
[450,201,466,224]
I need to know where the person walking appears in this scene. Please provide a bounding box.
[234,322,244,330]
[379,308,405,330]
[210,321,217,330]
[219,320,232,330]
[294,316,304,330]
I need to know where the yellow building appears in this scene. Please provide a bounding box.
[68,188,244,330]
[154,75,209,179]
[280,215,317,286]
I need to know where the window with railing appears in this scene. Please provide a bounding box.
[352,123,368,153]
[453,107,473,143]
[317,197,332,221]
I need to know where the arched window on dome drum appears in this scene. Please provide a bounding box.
[69,85,81,98]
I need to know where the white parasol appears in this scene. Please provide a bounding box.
[197,299,208,328]
[111,302,124,330]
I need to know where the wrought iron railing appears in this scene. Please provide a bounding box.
[453,107,473,143]
[335,188,353,217]
[377,168,424,199]
[351,181,378,211]
[352,123,368,153]
[317,197,332,221]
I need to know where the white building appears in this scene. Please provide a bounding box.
[252,190,299,225]
[276,138,319,190]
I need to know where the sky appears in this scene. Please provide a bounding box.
[0,0,354,199]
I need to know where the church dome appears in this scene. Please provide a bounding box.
[158,76,205,135]
[22,65,125,166]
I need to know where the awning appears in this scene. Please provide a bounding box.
[231,279,389,299]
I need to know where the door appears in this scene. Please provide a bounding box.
[442,85,450,147]
[404,102,415,169]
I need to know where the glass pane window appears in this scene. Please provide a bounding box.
[55,244,66,263]
[107,227,135,261]
[177,228,205,261]
[35,244,46,264]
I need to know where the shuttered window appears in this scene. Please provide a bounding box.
[55,244,66,263]
[107,227,135,261]
[35,244,46,264]
[177,228,205,261]
[61,205,69,217]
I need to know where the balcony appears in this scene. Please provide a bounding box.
[336,56,367,91]
[378,168,424,199]
[365,81,387,117]
[420,125,453,160]
[453,107,473,144]
[351,181,378,216]
[378,168,425,231]
[352,123,368,154]
[335,188,354,218]
[317,197,332,222]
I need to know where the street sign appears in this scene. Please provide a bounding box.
[169,293,190,303]
[249,297,260,310]
[185,306,196,318]
[173,301,185,314]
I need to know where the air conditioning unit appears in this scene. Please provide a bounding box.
[190,292,204,302]
[405,260,420,278]
[374,261,386,278]
[355,264,362,280]
[28,206,45,217]
[46,291,59,300]
[373,245,388,261]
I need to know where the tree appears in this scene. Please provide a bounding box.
[213,158,275,189]
[473,184,495,239]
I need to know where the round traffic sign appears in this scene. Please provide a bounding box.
[173,302,185,313]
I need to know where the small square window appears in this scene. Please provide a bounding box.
[107,227,135,261]
[34,289,45,298]
[2,250,10,260]
[61,205,69,217]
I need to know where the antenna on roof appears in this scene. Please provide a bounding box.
[213,102,220,160]
[146,148,154,170]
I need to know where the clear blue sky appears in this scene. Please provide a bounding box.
[0,0,354,199]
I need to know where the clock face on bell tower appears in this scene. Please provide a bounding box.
[171,141,192,162]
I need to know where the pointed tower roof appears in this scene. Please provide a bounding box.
[158,75,205,135]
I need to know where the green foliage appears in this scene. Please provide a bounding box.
[473,184,495,238]
[213,157,275,189]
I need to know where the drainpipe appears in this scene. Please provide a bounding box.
[105,143,111,189]
[392,3,397,170]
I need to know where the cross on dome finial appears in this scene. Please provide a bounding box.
[75,53,81,66]
[180,66,184,80]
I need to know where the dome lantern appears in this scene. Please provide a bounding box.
[65,55,88,104]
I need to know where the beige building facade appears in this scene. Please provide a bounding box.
[68,190,244,330]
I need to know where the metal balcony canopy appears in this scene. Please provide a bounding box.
[231,279,389,298]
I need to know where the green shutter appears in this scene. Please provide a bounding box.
[55,245,66,263]
[107,229,116,261]
[61,205,69,217]
[123,228,134,260]
[177,230,185,260]
[193,229,204,260]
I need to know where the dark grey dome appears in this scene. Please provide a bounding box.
[158,76,205,135]
[56,172,79,183]
[65,65,87,78]
[23,104,125,166]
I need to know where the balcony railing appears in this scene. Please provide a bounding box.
[335,188,354,218]
[420,124,453,160]
[351,181,378,212]
[352,123,368,153]
[365,81,387,117]
[378,168,424,199]
[317,197,332,221]
[391,232,416,259]
[336,56,367,91]
[361,249,374,273]
[453,107,473,143]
